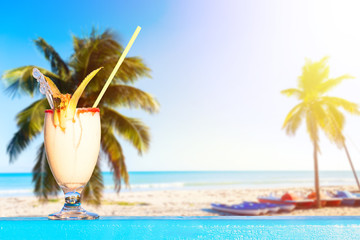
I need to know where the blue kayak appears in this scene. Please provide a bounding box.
[335,191,360,206]
[244,201,295,212]
[211,203,263,215]
[242,202,273,214]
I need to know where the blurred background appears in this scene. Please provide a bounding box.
[2,0,360,216]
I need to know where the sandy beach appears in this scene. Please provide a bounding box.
[1,186,360,217]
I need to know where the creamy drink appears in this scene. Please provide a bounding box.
[44,108,101,191]
[33,67,103,220]
[31,26,141,220]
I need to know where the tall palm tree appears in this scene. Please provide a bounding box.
[1,29,159,204]
[281,57,359,208]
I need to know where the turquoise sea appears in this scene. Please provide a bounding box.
[0,171,358,197]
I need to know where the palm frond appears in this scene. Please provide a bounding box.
[324,104,345,147]
[102,106,150,153]
[32,143,60,199]
[70,29,151,92]
[94,57,151,88]
[319,75,354,94]
[34,38,70,79]
[305,111,319,147]
[282,103,304,135]
[281,88,303,99]
[101,126,128,192]
[70,29,122,85]
[311,102,327,129]
[298,57,330,91]
[82,85,159,113]
[114,57,151,83]
[2,66,60,98]
[321,96,360,115]
[7,99,48,163]
[82,161,104,205]
[72,35,86,53]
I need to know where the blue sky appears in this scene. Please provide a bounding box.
[2,0,360,172]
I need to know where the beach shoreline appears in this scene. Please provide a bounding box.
[1,185,360,217]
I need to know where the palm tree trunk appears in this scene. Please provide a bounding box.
[343,142,360,191]
[313,141,321,208]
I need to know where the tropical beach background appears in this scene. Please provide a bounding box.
[2,0,360,216]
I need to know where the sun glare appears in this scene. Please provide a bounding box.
[308,0,360,75]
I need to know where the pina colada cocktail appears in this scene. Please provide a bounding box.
[44,108,100,220]
[44,108,100,191]
[32,26,141,220]
[33,66,102,220]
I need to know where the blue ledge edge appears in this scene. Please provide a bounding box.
[1,216,360,239]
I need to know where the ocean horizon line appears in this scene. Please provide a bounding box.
[0,170,358,197]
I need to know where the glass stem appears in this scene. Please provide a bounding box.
[64,191,81,208]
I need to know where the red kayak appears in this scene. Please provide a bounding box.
[258,196,314,209]
[259,192,315,209]
[307,192,342,207]
[259,192,342,208]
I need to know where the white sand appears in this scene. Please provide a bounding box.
[1,186,360,217]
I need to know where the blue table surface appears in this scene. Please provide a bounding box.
[1,216,360,239]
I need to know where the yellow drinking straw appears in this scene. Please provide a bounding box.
[92,26,141,108]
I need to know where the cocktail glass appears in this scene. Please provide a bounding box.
[44,108,101,220]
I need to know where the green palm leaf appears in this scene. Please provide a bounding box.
[299,57,329,91]
[32,143,60,199]
[82,162,103,205]
[281,88,303,99]
[83,85,159,113]
[34,38,70,79]
[72,35,86,53]
[101,126,128,191]
[324,104,345,147]
[311,103,327,129]
[113,57,151,83]
[319,75,354,93]
[321,96,360,114]
[102,106,150,153]
[282,103,304,135]
[2,66,60,98]
[305,111,319,145]
[7,99,48,163]
[70,30,150,92]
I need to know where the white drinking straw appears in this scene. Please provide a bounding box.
[32,68,54,109]
[92,26,141,108]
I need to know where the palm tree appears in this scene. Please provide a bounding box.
[1,29,159,204]
[281,57,359,208]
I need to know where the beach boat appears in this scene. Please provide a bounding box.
[258,193,314,209]
[307,192,342,207]
[242,202,270,214]
[323,199,342,207]
[211,203,263,216]
[276,203,296,212]
[352,193,360,206]
[242,201,294,213]
[254,201,296,212]
[335,191,360,206]
[258,196,312,209]
[242,201,285,213]
[264,203,281,213]
[245,199,295,212]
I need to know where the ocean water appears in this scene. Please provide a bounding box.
[0,171,358,197]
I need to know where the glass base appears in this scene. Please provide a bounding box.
[48,204,99,220]
[48,189,99,220]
